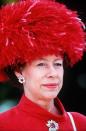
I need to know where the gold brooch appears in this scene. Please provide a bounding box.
[46,120,59,131]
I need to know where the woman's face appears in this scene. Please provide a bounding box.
[17,55,64,101]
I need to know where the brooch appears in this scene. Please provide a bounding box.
[46,120,59,131]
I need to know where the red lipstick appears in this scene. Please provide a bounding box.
[42,83,58,88]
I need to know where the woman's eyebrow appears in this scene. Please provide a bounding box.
[54,58,63,61]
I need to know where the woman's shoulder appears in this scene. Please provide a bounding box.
[0,105,21,130]
[0,105,19,123]
[70,112,86,130]
[71,112,86,120]
[66,112,86,130]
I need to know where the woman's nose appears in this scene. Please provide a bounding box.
[46,65,57,78]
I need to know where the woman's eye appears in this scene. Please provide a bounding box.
[54,63,62,66]
[37,63,46,66]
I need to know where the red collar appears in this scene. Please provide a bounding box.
[17,94,67,122]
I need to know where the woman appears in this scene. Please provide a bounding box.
[0,0,86,130]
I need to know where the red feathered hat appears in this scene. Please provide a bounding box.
[0,0,85,81]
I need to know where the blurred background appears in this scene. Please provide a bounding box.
[0,0,86,115]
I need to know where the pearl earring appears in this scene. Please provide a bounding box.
[18,75,25,83]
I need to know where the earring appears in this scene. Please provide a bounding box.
[18,75,25,84]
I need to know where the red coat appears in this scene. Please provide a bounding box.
[0,95,86,131]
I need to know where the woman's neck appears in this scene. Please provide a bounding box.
[36,99,59,115]
[25,93,59,115]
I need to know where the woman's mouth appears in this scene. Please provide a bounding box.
[42,83,59,89]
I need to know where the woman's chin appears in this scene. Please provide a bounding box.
[43,93,58,100]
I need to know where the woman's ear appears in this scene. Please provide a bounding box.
[15,71,25,84]
[15,71,22,78]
